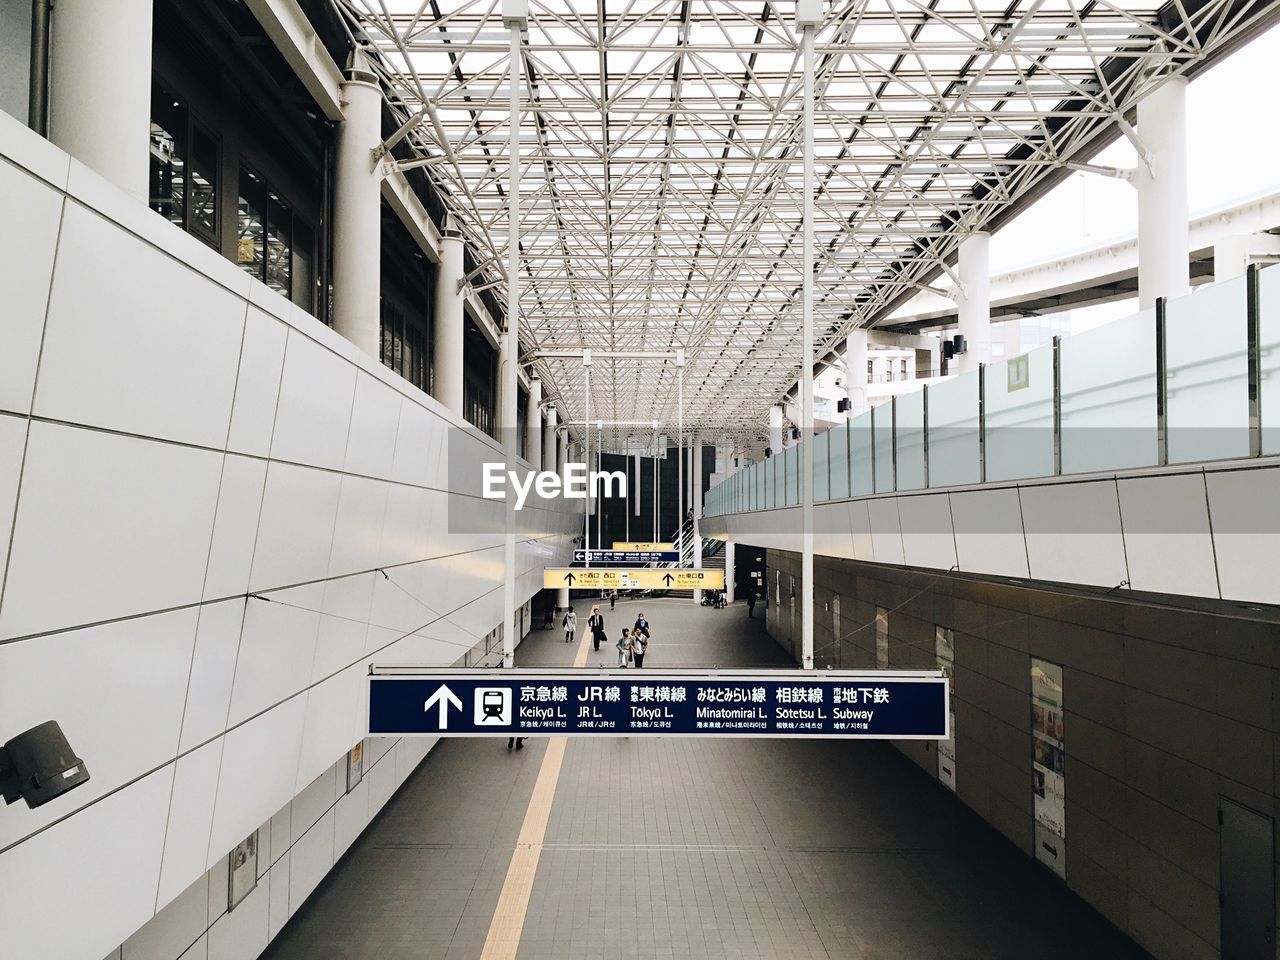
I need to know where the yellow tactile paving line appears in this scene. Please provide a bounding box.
[477,622,594,959]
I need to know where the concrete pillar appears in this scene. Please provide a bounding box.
[768,405,784,456]
[556,427,567,473]
[1137,77,1189,310]
[433,230,465,416]
[49,0,153,203]
[725,540,736,603]
[556,586,569,614]
[544,407,558,472]
[331,62,383,358]
[525,378,542,469]
[956,232,991,375]
[692,441,703,604]
[844,329,869,417]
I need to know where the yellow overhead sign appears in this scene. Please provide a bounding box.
[544,568,724,591]
[612,542,674,552]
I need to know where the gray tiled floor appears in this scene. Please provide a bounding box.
[263,596,1150,960]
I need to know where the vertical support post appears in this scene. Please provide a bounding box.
[29,0,51,135]
[957,232,991,375]
[845,329,869,418]
[677,350,685,562]
[922,383,930,489]
[1052,336,1063,475]
[1137,77,1190,310]
[1247,264,1262,458]
[526,378,542,470]
[501,2,527,668]
[798,3,819,671]
[653,452,659,542]
[49,0,153,202]
[1155,298,1168,466]
[544,406,558,474]
[768,405,784,456]
[977,362,987,483]
[433,224,466,415]
[583,355,592,559]
[890,396,898,491]
[331,57,384,358]
[692,439,703,604]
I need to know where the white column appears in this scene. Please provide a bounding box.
[556,427,567,473]
[544,407,558,473]
[798,2,818,671]
[769,405,784,456]
[331,61,383,358]
[49,0,153,203]
[433,228,465,416]
[844,329,869,417]
[556,586,569,614]
[956,232,991,376]
[725,540,736,603]
[692,440,703,604]
[1137,77,1189,310]
[525,378,542,469]
[1214,234,1280,282]
[501,0,526,668]
[633,453,641,518]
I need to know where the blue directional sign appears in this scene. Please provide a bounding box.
[368,670,948,739]
[572,549,681,564]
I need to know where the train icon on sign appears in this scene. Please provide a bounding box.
[474,688,512,725]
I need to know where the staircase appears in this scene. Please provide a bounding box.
[651,518,725,598]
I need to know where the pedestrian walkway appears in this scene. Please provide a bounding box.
[262,598,1150,960]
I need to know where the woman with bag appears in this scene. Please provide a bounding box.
[631,628,648,668]
[588,605,606,652]
[616,628,632,667]
[562,606,577,644]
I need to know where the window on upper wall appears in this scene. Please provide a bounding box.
[901,358,908,379]
[149,80,219,249]
[237,165,318,312]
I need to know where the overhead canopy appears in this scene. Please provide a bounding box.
[331,0,1275,445]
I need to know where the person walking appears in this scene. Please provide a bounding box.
[631,628,648,668]
[588,605,606,652]
[562,606,577,644]
[609,590,616,611]
[616,627,632,667]
[507,736,525,750]
[633,611,650,638]
[747,592,756,619]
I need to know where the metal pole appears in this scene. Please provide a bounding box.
[653,453,658,542]
[584,362,591,561]
[677,361,685,564]
[799,15,816,671]
[501,9,524,668]
[29,0,50,136]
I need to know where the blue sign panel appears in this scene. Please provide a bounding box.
[368,671,948,739]
[573,549,681,564]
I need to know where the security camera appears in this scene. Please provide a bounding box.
[0,720,90,809]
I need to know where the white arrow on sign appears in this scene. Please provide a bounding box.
[423,685,463,729]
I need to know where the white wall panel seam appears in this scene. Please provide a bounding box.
[0,193,66,618]
[1199,469,1224,599]
[0,531,569,647]
[1015,486,1033,581]
[1111,479,1133,590]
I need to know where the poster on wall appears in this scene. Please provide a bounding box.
[228,831,259,910]
[936,626,956,791]
[1031,658,1066,879]
[875,607,889,668]
[346,741,364,793]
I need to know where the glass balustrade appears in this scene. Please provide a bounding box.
[704,268,1274,515]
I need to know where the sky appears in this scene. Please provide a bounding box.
[989,24,1280,275]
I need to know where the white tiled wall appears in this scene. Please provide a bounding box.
[0,112,578,960]
[705,456,1280,605]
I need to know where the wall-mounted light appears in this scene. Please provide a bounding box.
[0,721,91,809]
